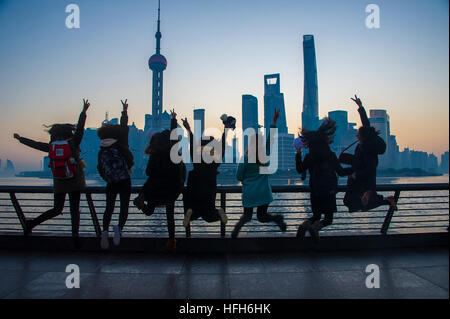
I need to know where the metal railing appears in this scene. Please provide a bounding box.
[0,183,448,238]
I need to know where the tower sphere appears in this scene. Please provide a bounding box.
[149,53,167,71]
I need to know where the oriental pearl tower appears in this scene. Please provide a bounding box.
[148,0,167,132]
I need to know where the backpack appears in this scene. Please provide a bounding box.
[48,140,77,179]
[98,147,130,183]
[310,160,338,196]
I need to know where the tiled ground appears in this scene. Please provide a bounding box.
[0,247,448,299]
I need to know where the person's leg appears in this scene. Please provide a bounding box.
[364,193,397,211]
[256,204,287,231]
[103,183,118,232]
[166,202,176,252]
[321,212,334,227]
[68,191,81,238]
[166,202,175,240]
[118,179,131,230]
[231,207,253,238]
[27,193,66,231]
[202,208,221,223]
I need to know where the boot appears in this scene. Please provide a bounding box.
[133,194,145,210]
[296,220,312,239]
[276,216,287,232]
[309,220,324,242]
[218,207,228,225]
[386,196,398,211]
[183,209,193,227]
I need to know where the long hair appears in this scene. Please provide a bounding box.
[44,124,75,141]
[300,117,337,161]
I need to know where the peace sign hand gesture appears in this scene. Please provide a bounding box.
[170,108,177,120]
[350,95,363,108]
[121,99,128,111]
[82,99,90,112]
[181,118,191,132]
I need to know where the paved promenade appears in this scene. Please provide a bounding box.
[0,247,448,298]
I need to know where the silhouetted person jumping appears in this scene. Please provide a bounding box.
[97,99,134,249]
[180,115,232,229]
[13,99,90,248]
[232,110,287,238]
[295,118,353,241]
[133,109,185,252]
[342,95,397,212]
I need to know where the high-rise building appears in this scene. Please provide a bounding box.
[263,74,287,133]
[146,0,170,133]
[242,94,259,152]
[193,108,205,139]
[262,74,294,170]
[369,109,390,169]
[440,151,449,174]
[301,35,319,131]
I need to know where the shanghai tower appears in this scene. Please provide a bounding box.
[148,0,167,132]
[301,35,319,130]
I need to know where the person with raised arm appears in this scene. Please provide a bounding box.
[97,99,134,249]
[133,109,185,252]
[180,115,231,228]
[13,99,90,248]
[231,109,287,238]
[342,95,397,212]
[295,118,353,241]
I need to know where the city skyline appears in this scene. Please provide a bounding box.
[0,0,448,171]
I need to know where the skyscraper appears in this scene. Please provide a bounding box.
[147,0,169,133]
[301,35,319,131]
[193,108,205,139]
[369,109,390,169]
[242,94,258,152]
[263,74,294,170]
[263,74,287,133]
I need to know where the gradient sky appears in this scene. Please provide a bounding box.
[0,0,448,171]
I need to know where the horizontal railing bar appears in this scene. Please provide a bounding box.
[0,183,448,194]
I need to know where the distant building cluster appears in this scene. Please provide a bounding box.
[34,25,448,178]
[0,158,15,177]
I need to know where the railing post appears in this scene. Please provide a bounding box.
[381,190,401,235]
[9,192,26,232]
[220,191,226,238]
[85,192,101,237]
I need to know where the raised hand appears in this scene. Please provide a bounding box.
[272,109,280,125]
[121,99,128,111]
[181,118,191,132]
[170,108,177,120]
[350,95,363,108]
[83,99,90,112]
[13,133,20,140]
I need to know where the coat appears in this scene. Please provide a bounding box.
[183,130,225,212]
[236,125,276,208]
[142,118,185,204]
[97,110,134,181]
[18,111,87,194]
